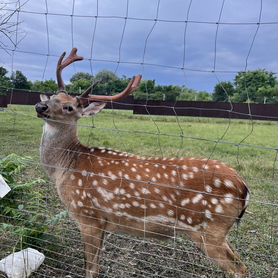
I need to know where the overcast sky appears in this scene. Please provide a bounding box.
[1,0,277,92]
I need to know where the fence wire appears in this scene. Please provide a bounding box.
[0,1,277,278]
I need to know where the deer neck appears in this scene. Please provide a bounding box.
[40,122,80,180]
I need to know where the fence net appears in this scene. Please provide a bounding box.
[0,0,277,278]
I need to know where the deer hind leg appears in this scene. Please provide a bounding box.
[79,221,106,278]
[189,232,248,277]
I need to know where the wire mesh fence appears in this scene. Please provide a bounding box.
[0,0,277,278]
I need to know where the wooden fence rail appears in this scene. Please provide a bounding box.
[0,90,277,121]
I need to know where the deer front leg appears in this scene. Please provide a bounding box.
[79,221,106,278]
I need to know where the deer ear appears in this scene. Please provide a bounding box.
[40,94,49,101]
[81,102,106,116]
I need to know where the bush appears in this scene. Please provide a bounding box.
[0,154,67,249]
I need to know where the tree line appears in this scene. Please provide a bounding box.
[0,66,277,103]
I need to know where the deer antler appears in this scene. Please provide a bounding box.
[77,75,142,107]
[57,48,83,91]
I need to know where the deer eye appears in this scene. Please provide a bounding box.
[63,105,73,112]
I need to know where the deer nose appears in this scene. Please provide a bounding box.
[35,103,48,113]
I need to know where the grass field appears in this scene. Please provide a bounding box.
[0,105,277,278]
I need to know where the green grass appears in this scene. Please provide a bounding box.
[0,105,277,277]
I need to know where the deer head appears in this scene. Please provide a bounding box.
[35,48,141,125]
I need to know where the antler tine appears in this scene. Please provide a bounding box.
[56,48,83,91]
[77,75,141,107]
[79,78,103,99]
[87,75,142,102]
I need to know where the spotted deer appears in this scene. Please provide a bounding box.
[36,48,250,278]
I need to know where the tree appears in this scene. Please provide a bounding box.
[94,70,117,83]
[67,72,94,94]
[212,81,235,102]
[139,80,155,94]
[0,66,12,89]
[70,72,93,83]
[32,79,58,93]
[233,70,277,103]
[11,70,31,89]
[197,91,212,101]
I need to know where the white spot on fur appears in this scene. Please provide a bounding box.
[205,185,212,193]
[78,179,83,187]
[132,201,140,208]
[167,209,174,216]
[141,204,147,209]
[192,194,203,204]
[205,210,212,219]
[151,177,157,182]
[182,173,188,180]
[181,198,190,206]
[214,178,221,187]
[129,183,135,189]
[108,171,117,180]
[131,167,137,172]
[77,201,84,207]
[119,188,126,195]
[154,188,160,193]
[97,187,114,201]
[180,214,185,221]
[224,179,234,188]
[187,217,193,224]
[81,170,87,176]
[142,188,151,194]
[211,198,218,205]
[192,167,199,173]
[70,174,75,180]
[92,180,98,187]
[171,170,177,176]
[224,193,234,204]
[119,203,125,209]
[162,196,169,202]
[215,204,224,213]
